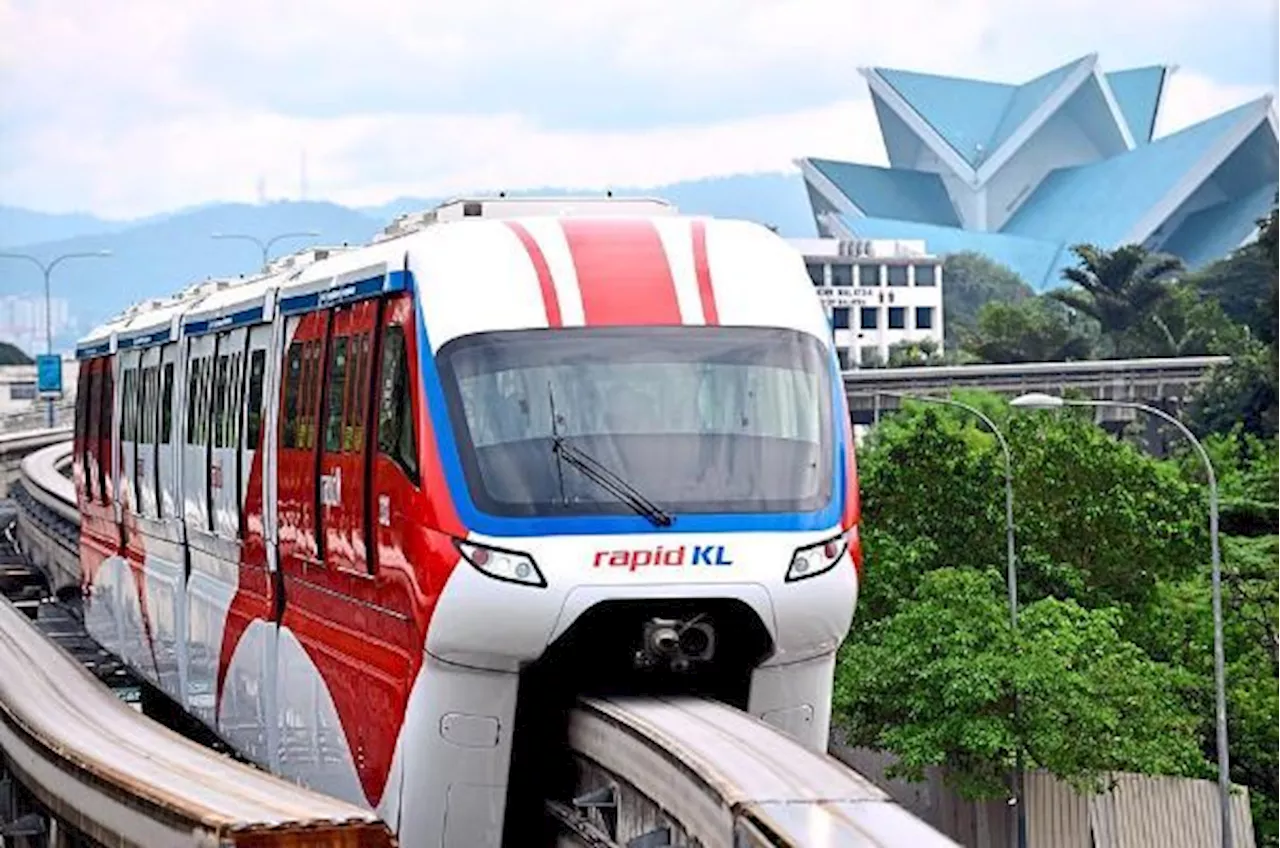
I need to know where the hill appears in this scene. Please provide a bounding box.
[0,341,32,365]
[0,172,816,350]
[0,205,127,248]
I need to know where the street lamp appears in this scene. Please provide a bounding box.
[1010,392,1232,848]
[211,230,320,268]
[880,391,1026,848]
[0,250,112,427]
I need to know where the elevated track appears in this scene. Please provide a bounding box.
[2,432,957,847]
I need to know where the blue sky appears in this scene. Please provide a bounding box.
[1,0,1276,219]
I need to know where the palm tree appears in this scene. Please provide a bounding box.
[1048,244,1183,351]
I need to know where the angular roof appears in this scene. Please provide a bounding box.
[804,159,960,226]
[801,54,1278,292]
[873,56,1092,166]
[1105,66,1168,144]
[1002,99,1270,246]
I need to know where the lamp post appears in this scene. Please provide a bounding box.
[880,391,1026,848]
[1010,392,1231,848]
[211,230,319,268]
[0,250,112,427]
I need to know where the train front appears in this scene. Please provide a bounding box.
[395,211,860,844]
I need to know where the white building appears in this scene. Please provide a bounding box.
[787,237,943,369]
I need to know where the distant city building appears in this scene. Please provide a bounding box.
[789,237,943,368]
[0,295,75,355]
[798,55,1279,290]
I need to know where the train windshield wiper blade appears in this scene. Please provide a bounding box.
[551,436,673,528]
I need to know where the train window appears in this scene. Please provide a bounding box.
[85,370,101,501]
[161,363,174,444]
[213,354,230,448]
[246,349,266,451]
[325,336,349,453]
[377,326,418,480]
[343,333,368,453]
[282,342,303,448]
[99,366,113,500]
[300,340,319,450]
[121,369,135,443]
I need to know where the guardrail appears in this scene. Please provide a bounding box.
[0,427,72,493]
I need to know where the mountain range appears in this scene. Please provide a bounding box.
[0,173,816,353]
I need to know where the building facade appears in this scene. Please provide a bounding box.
[789,237,943,368]
[798,55,1278,291]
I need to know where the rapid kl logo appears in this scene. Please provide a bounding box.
[593,544,734,572]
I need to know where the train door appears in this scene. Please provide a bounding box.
[183,335,215,534]
[215,322,278,768]
[317,301,377,573]
[210,327,248,540]
[277,311,328,569]
[137,346,162,520]
[157,345,180,521]
[119,354,140,516]
[73,359,92,507]
[100,356,118,520]
[367,294,421,578]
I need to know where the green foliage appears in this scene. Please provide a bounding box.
[0,341,31,365]
[859,401,1203,612]
[1189,340,1279,439]
[835,569,1207,798]
[961,297,1095,363]
[1182,242,1274,343]
[840,392,1277,843]
[1123,282,1251,357]
[886,337,949,367]
[1048,243,1182,356]
[941,252,1034,350]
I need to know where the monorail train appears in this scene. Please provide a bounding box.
[70,196,862,846]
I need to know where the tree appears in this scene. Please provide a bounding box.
[1182,242,1274,343]
[1189,340,1278,438]
[886,337,947,367]
[961,297,1095,363]
[1048,244,1182,356]
[835,568,1208,798]
[857,398,1204,613]
[1249,192,1280,432]
[941,252,1034,350]
[1122,282,1251,357]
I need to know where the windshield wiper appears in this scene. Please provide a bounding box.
[547,384,673,527]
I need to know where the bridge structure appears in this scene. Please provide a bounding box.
[845,355,1229,431]
[0,428,957,848]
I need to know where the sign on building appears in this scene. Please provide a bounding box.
[36,354,62,397]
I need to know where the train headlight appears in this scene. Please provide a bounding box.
[785,530,851,583]
[454,539,547,588]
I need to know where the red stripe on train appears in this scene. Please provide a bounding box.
[561,219,681,326]
[690,219,719,325]
[504,221,562,327]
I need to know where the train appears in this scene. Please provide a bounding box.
[70,196,862,847]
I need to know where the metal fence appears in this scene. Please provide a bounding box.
[831,744,1256,848]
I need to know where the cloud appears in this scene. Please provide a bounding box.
[0,0,1275,218]
[1155,70,1277,136]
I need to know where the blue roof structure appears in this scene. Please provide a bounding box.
[799,56,1279,291]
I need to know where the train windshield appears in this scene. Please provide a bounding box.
[437,326,833,519]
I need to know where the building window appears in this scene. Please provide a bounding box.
[860,346,883,367]
[916,306,934,329]
[858,264,881,286]
[9,382,35,401]
[830,263,853,286]
[806,262,825,286]
[837,348,853,370]
[832,307,850,329]
[859,307,878,330]
[887,265,909,287]
[888,306,906,329]
[914,264,937,286]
